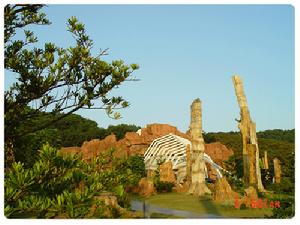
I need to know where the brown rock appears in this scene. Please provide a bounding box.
[244,186,258,199]
[238,186,258,208]
[147,169,155,179]
[81,135,118,160]
[204,142,234,167]
[205,163,218,180]
[94,194,119,208]
[124,132,143,145]
[144,124,177,136]
[137,178,156,197]
[61,123,192,162]
[87,193,120,218]
[159,161,176,183]
[173,182,189,193]
[141,124,190,143]
[213,177,239,205]
[128,144,148,156]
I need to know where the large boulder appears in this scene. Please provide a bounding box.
[204,142,234,167]
[213,177,239,206]
[124,132,143,145]
[238,186,258,208]
[173,182,189,193]
[137,178,156,197]
[80,134,120,161]
[159,161,176,183]
[147,169,155,179]
[244,186,258,199]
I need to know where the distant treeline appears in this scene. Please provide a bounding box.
[47,113,141,147]
[14,112,140,167]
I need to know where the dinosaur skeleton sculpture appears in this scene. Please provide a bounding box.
[144,133,229,183]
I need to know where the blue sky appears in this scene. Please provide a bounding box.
[5,4,295,132]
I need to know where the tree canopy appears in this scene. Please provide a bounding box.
[4,4,139,167]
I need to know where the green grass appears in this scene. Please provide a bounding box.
[150,212,182,218]
[132,193,273,218]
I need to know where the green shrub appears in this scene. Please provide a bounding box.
[5,144,142,218]
[265,196,295,218]
[152,163,174,193]
[240,203,247,210]
[155,181,174,193]
[266,177,294,194]
[225,174,245,195]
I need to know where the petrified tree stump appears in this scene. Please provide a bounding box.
[232,75,264,191]
[188,99,211,196]
[273,158,281,183]
[264,151,269,170]
[186,144,192,184]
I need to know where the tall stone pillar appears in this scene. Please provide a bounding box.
[273,158,281,183]
[264,151,269,170]
[232,75,264,191]
[188,99,211,196]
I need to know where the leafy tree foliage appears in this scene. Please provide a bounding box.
[49,113,106,147]
[257,129,295,143]
[105,124,141,140]
[5,144,145,218]
[4,4,139,167]
[14,128,62,168]
[152,161,174,193]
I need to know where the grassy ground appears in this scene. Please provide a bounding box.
[131,193,273,218]
[149,212,182,218]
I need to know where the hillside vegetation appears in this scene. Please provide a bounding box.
[203,129,295,194]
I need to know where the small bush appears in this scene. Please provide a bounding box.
[155,181,174,193]
[266,196,295,218]
[240,203,247,210]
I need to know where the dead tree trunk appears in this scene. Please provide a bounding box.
[273,158,281,183]
[232,75,264,191]
[188,98,211,196]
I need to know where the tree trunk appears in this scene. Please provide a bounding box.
[232,75,264,191]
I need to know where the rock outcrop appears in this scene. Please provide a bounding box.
[60,123,190,162]
[203,142,234,180]
[204,142,234,167]
[232,75,264,191]
[238,186,258,208]
[136,178,156,197]
[173,182,190,193]
[213,177,239,205]
[159,161,176,183]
